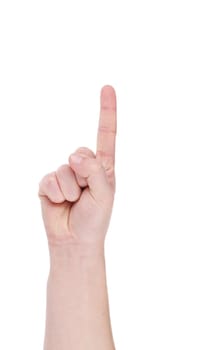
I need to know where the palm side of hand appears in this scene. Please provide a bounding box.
[38,86,117,246]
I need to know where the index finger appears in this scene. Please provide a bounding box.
[96,85,117,166]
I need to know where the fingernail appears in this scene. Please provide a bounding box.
[70,154,83,164]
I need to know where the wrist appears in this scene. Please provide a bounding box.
[47,238,105,270]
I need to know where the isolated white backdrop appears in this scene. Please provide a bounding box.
[0,1,213,349]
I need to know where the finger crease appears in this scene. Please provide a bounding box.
[98,127,116,134]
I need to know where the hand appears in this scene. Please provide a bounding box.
[38,86,117,248]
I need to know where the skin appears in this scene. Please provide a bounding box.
[38,85,117,350]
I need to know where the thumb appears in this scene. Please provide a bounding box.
[68,153,112,203]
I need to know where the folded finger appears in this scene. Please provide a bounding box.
[56,164,81,202]
[38,171,65,203]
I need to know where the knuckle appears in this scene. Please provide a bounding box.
[97,151,114,173]
[92,159,105,173]
[75,146,90,152]
[45,173,56,189]
[38,172,55,197]
[75,147,95,157]
[56,164,67,173]
[102,157,115,177]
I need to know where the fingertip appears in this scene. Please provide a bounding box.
[100,85,117,111]
[101,85,116,95]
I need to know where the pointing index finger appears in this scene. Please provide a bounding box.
[96,85,117,166]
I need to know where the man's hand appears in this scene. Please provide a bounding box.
[38,85,117,247]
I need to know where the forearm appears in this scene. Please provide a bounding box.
[43,242,115,350]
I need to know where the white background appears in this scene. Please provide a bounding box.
[0,1,214,349]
